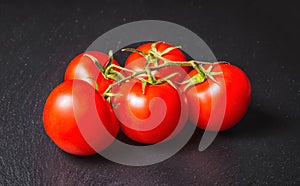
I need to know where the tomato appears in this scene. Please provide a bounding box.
[43,80,120,155]
[111,79,188,144]
[64,51,120,94]
[183,64,251,131]
[124,42,190,82]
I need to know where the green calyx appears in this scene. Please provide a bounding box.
[83,53,105,73]
[122,41,182,68]
[149,41,182,60]
[84,51,125,81]
[181,72,206,92]
[138,71,179,94]
[182,64,223,91]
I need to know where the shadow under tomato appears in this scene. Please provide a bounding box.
[115,130,147,146]
[219,105,292,139]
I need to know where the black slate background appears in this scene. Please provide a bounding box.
[1,0,299,185]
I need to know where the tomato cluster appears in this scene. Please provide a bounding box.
[43,41,251,156]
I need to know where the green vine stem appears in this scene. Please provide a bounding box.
[102,60,224,98]
[100,45,229,98]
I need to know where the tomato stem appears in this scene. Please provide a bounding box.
[106,64,135,75]
[102,45,227,98]
[145,68,156,84]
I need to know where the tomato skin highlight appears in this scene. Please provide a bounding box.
[183,64,252,131]
[64,51,120,94]
[112,80,188,144]
[43,80,119,156]
[125,42,190,82]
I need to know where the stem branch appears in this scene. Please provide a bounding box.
[103,50,225,97]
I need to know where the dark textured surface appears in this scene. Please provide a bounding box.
[1,0,300,185]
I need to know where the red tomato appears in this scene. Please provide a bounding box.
[111,79,188,144]
[64,51,120,94]
[183,64,251,131]
[43,80,120,155]
[125,42,190,82]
